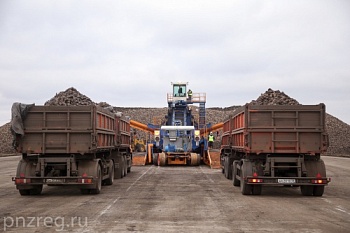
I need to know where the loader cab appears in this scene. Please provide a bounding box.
[173,83,187,98]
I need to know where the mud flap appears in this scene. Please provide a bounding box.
[78,160,100,189]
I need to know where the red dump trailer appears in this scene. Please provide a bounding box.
[221,104,330,196]
[11,103,132,195]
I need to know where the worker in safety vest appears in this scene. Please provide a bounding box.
[208,132,214,149]
[187,89,192,100]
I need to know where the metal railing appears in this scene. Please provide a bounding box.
[167,92,206,103]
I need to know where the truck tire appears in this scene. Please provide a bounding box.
[252,185,262,195]
[19,189,30,196]
[227,158,232,180]
[115,156,124,179]
[123,155,128,176]
[104,161,114,186]
[221,154,225,174]
[224,157,233,180]
[241,179,252,195]
[240,161,252,195]
[127,155,131,173]
[90,165,102,194]
[313,186,325,196]
[303,159,326,196]
[224,157,228,178]
[17,159,42,195]
[29,185,43,195]
[121,156,126,178]
[232,161,240,187]
[300,185,313,196]
[80,189,90,195]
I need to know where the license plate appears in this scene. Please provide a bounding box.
[278,179,296,184]
[45,178,65,183]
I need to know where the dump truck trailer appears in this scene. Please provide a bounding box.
[221,103,330,196]
[11,103,132,195]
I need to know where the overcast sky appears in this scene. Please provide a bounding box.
[1,0,349,126]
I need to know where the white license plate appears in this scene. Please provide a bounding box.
[278,179,296,184]
[45,178,65,183]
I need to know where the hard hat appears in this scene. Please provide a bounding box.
[210,132,213,135]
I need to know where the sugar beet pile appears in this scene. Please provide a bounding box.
[1,87,349,156]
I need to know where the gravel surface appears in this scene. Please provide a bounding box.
[1,87,349,156]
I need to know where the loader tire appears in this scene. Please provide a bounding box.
[190,153,200,166]
[159,153,166,166]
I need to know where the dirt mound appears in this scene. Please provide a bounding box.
[250,88,300,105]
[0,123,14,154]
[44,87,94,106]
[325,114,350,156]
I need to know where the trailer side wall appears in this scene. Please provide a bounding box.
[17,105,118,154]
[223,104,328,155]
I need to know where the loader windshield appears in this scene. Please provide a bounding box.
[173,84,186,97]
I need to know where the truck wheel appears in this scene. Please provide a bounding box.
[300,185,313,196]
[223,157,228,178]
[221,155,225,174]
[90,165,102,194]
[313,186,325,196]
[224,157,233,179]
[252,185,262,195]
[232,161,240,187]
[121,156,126,177]
[227,159,232,180]
[123,156,128,176]
[19,189,30,196]
[127,156,131,173]
[241,179,252,195]
[104,162,114,186]
[80,189,90,194]
[240,162,252,195]
[114,157,123,179]
[30,185,43,195]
